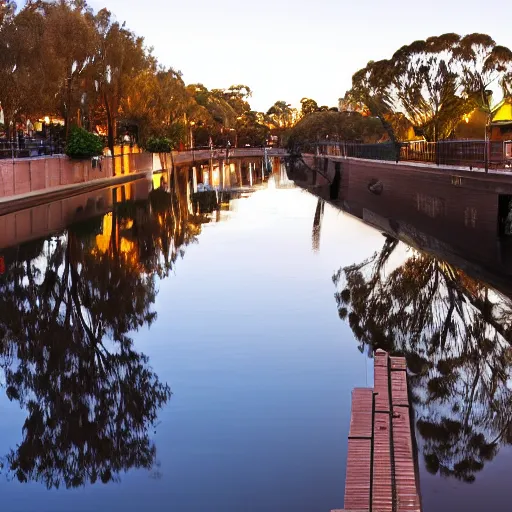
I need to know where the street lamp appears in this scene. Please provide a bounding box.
[189,121,195,150]
[229,128,237,149]
[44,116,52,156]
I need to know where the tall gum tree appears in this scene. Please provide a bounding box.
[43,0,99,136]
[347,33,512,143]
[0,1,48,139]
[93,8,151,153]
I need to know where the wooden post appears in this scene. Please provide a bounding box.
[192,166,197,193]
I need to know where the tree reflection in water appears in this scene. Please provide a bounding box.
[333,235,512,483]
[0,176,205,489]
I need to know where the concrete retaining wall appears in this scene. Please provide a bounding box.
[301,155,512,269]
[0,148,285,203]
[0,155,116,200]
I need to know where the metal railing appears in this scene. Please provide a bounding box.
[0,138,65,159]
[312,140,512,171]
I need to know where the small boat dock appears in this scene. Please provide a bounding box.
[332,350,421,512]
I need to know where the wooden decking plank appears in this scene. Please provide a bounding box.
[390,356,421,512]
[341,352,421,512]
[392,407,421,512]
[374,349,390,413]
[344,438,372,511]
[348,388,374,439]
[390,356,407,371]
[374,349,389,367]
[372,411,393,512]
[391,370,409,407]
[374,365,390,412]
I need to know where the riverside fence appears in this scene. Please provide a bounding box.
[309,139,512,171]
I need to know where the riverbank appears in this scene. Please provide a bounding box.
[0,148,286,216]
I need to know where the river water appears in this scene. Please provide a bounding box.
[0,161,511,511]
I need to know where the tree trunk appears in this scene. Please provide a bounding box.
[4,109,12,142]
[376,113,401,162]
[104,94,115,155]
[463,369,480,431]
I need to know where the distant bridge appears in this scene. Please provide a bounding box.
[173,147,287,164]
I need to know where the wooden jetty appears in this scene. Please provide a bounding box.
[332,350,421,512]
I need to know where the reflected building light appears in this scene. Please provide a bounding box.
[94,212,113,254]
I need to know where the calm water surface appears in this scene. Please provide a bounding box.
[0,165,511,511]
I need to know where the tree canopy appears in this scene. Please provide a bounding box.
[0,1,294,148]
[287,110,385,149]
[345,33,512,141]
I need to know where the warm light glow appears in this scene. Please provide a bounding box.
[462,113,471,124]
[44,116,50,124]
[94,213,113,254]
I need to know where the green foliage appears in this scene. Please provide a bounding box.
[287,111,385,149]
[144,136,172,153]
[300,97,319,116]
[0,0,300,149]
[166,122,187,147]
[65,126,104,159]
[346,33,512,142]
[266,100,296,129]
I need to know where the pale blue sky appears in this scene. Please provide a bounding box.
[89,0,510,112]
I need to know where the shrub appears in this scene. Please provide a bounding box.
[65,127,104,159]
[144,137,172,153]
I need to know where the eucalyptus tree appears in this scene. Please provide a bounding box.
[287,110,384,149]
[92,8,152,152]
[349,59,400,144]
[454,34,512,132]
[388,34,469,141]
[347,33,512,142]
[43,0,99,136]
[236,110,269,147]
[222,84,252,116]
[0,1,49,138]
[266,100,297,129]
[300,98,320,117]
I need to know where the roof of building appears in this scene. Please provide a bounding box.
[491,97,512,123]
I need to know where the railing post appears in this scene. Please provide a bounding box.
[485,139,489,173]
